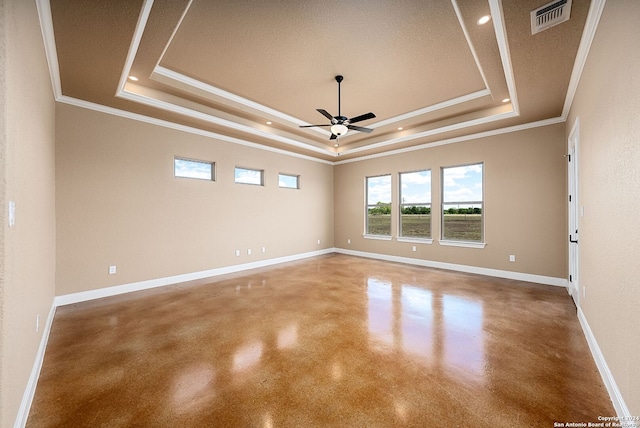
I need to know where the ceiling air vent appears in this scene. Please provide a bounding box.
[531,0,572,35]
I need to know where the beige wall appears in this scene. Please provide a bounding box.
[335,123,568,279]
[55,104,334,295]
[0,0,57,426]
[567,1,640,416]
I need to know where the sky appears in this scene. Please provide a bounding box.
[174,158,212,180]
[367,164,483,205]
[443,164,483,203]
[235,167,263,185]
[278,174,298,188]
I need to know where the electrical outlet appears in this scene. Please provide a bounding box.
[261,246,266,253]
[509,255,516,262]
[347,239,351,244]
[412,246,417,252]
[109,265,117,274]
[247,248,252,255]
[235,250,240,257]
[317,239,321,245]
[36,314,40,332]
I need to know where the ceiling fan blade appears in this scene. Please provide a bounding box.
[348,112,376,124]
[317,109,334,120]
[299,124,331,128]
[347,125,374,133]
[330,133,338,140]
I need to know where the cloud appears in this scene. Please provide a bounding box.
[235,168,262,185]
[443,164,483,202]
[401,171,431,203]
[367,176,391,204]
[175,159,212,180]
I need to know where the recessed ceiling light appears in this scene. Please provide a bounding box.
[334,143,339,148]
[128,75,139,81]
[477,15,491,25]
[266,121,272,125]
[397,127,403,131]
[502,98,510,103]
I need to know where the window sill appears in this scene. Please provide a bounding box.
[438,240,486,249]
[363,234,393,241]
[397,237,433,245]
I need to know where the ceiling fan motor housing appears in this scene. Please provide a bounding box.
[299,74,375,140]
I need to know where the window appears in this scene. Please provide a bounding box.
[235,167,264,186]
[174,157,215,181]
[441,163,483,242]
[399,170,431,239]
[279,173,299,189]
[366,175,392,236]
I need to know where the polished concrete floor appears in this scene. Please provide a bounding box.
[27,254,613,427]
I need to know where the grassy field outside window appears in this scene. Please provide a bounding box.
[442,163,483,242]
[399,169,432,239]
[366,175,392,236]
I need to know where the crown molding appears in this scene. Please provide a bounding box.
[561,0,607,119]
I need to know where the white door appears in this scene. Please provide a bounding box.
[568,119,580,307]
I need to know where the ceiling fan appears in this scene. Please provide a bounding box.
[300,75,376,140]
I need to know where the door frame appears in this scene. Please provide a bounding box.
[568,117,580,307]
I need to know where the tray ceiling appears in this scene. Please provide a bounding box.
[42,0,592,162]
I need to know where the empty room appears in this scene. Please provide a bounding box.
[1,0,639,426]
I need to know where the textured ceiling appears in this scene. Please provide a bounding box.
[45,0,591,162]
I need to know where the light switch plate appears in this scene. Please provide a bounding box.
[8,201,15,227]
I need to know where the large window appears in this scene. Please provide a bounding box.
[366,175,392,236]
[174,157,215,181]
[441,163,483,242]
[235,167,264,186]
[399,170,431,239]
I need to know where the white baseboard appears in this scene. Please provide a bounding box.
[335,248,567,287]
[577,308,636,425]
[14,302,57,428]
[54,248,334,306]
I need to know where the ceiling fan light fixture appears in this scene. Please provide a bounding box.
[331,124,348,136]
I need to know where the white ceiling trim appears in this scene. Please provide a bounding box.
[156,65,492,137]
[56,95,334,165]
[154,0,194,71]
[369,89,491,129]
[451,0,492,95]
[335,116,565,165]
[338,108,519,157]
[116,0,155,96]
[153,65,328,136]
[119,88,334,156]
[35,0,61,99]
[561,0,607,119]
[489,0,519,114]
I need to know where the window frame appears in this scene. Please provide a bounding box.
[234,166,265,186]
[440,162,485,248]
[278,173,300,189]
[398,169,432,243]
[365,174,393,239]
[174,156,215,181]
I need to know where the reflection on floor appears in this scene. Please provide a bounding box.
[27,254,613,427]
